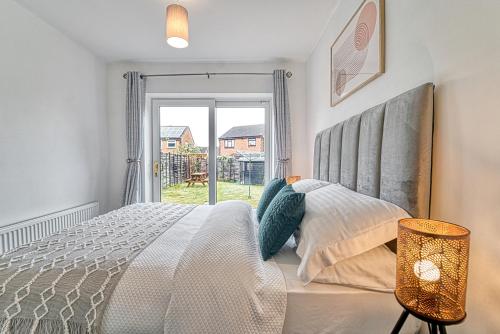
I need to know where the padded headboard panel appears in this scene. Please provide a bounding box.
[313,83,434,218]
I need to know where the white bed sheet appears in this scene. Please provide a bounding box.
[102,204,421,334]
[275,240,422,334]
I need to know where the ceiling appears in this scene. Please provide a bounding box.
[15,0,339,63]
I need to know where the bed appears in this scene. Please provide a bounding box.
[0,83,433,334]
[100,205,422,334]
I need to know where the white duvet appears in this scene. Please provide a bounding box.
[102,201,287,334]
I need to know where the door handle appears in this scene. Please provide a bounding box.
[153,161,159,177]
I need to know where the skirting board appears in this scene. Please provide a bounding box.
[0,202,99,254]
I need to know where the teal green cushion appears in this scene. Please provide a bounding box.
[256,178,287,222]
[258,185,305,260]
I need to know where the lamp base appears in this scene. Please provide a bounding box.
[391,309,448,334]
[393,292,466,333]
[395,288,466,323]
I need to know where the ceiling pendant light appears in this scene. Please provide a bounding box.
[166,4,189,48]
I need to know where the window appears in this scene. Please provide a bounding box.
[167,139,176,148]
[152,98,271,207]
[248,137,256,146]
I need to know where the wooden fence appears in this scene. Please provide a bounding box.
[217,157,240,182]
[160,153,264,188]
[160,153,189,188]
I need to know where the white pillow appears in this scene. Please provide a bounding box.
[313,245,396,292]
[296,183,410,283]
[291,179,331,245]
[291,179,330,193]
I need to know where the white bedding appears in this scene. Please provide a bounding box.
[102,205,212,334]
[275,240,422,334]
[102,203,421,334]
[103,202,285,334]
[164,200,286,333]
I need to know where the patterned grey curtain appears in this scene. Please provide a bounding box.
[123,71,145,206]
[273,69,292,178]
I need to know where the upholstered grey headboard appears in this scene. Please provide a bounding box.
[313,83,434,218]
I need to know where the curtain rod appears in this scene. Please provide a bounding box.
[122,71,293,79]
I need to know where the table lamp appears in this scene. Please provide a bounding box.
[391,219,470,334]
[286,176,301,185]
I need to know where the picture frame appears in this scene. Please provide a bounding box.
[330,0,385,107]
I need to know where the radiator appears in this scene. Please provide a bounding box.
[0,202,99,254]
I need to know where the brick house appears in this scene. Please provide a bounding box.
[161,126,195,153]
[218,124,264,157]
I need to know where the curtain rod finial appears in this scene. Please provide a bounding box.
[286,71,292,78]
[122,72,144,79]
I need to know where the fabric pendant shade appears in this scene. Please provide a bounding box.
[166,4,189,48]
[395,218,470,324]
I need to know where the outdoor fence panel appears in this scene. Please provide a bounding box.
[161,153,190,187]
[161,153,265,188]
[217,158,241,182]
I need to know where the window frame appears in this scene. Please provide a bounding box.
[248,137,256,147]
[167,139,177,148]
[224,139,235,148]
[148,95,273,204]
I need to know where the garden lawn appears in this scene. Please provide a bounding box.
[161,181,264,207]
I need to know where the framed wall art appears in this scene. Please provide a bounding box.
[331,0,385,106]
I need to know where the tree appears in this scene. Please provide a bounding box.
[178,143,201,154]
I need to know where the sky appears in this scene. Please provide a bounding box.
[160,107,265,147]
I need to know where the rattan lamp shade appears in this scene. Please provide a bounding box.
[166,4,189,48]
[395,219,470,324]
[286,176,301,185]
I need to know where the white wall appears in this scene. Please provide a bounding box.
[106,61,306,211]
[0,0,109,225]
[306,0,500,332]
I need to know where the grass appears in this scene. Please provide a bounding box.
[162,181,264,207]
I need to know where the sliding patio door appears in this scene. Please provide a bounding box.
[152,99,216,204]
[151,98,271,206]
[215,101,271,207]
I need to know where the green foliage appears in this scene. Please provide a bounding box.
[193,159,202,173]
[178,143,201,154]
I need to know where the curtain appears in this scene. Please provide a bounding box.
[123,71,145,206]
[273,69,292,178]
